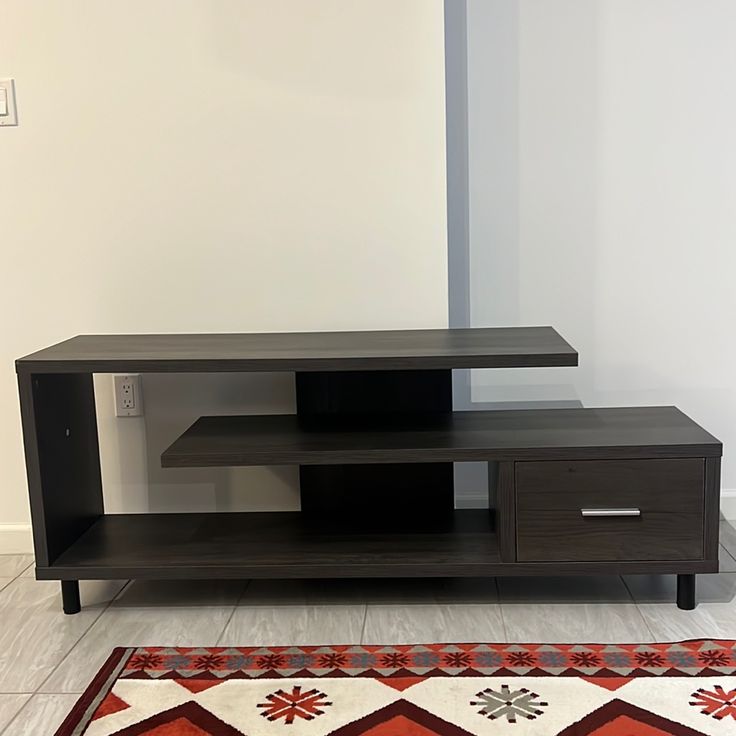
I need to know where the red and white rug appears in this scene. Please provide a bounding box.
[56,640,736,735]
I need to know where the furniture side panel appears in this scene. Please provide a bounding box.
[704,455,721,562]
[17,372,104,564]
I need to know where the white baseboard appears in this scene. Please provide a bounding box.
[455,491,488,509]
[721,490,736,521]
[0,524,33,554]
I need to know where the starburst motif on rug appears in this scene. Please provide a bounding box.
[258,685,332,725]
[193,654,225,670]
[258,653,286,670]
[444,652,472,668]
[690,685,736,721]
[570,651,601,667]
[319,653,347,668]
[381,652,410,668]
[635,651,665,667]
[128,653,162,670]
[698,650,732,667]
[507,651,536,667]
[470,684,548,723]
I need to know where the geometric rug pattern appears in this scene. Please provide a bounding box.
[54,640,736,735]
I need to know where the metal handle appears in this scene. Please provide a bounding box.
[581,508,641,518]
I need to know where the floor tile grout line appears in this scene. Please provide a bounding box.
[721,523,736,553]
[215,580,252,647]
[34,580,131,695]
[495,578,510,643]
[619,575,636,603]
[6,558,34,586]
[16,560,34,581]
[21,691,83,696]
[0,693,35,696]
[632,601,658,643]
[0,695,33,736]
[113,579,134,601]
[0,555,34,598]
[0,692,46,736]
[0,554,33,578]
[720,542,736,565]
[620,575,658,642]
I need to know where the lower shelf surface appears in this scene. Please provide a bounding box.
[40,511,717,580]
[46,511,501,579]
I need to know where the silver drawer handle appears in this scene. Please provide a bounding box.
[581,508,641,517]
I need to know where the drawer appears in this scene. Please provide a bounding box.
[516,458,704,563]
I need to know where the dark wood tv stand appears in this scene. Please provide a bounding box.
[16,327,722,614]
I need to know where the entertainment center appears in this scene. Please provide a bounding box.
[16,327,722,614]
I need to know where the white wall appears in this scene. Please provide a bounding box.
[0,0,448,549]
[467,0,736,514]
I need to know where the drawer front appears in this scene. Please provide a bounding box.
[516,458,704,562]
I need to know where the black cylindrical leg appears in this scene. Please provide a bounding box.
[677,574,696,610]
[61,580,81,615]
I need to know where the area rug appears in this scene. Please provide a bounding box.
[55,640,736,735]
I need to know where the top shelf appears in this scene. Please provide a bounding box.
[16,326,577,374]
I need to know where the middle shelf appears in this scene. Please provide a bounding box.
[160,406,720,468]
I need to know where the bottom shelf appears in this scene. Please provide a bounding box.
[39,510,716,580]
[44,511,500,579]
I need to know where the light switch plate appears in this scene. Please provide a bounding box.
[0,79,18,126]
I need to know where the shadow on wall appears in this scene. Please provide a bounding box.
[99,373,300,514]
[143,373,300,513]
[450,0,600,504]
[462,0,600,410]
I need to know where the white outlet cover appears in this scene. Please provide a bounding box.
[0,80,18,127]
[113,374,143,417]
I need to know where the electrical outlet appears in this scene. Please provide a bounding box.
[0,79,18,127]
[114,374,143,417]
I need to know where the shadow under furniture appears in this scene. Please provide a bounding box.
[15,327,721,613]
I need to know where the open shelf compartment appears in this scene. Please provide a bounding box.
[38,509,716,581]
[41,510,501,580]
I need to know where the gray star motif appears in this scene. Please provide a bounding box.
[470,684,548,723]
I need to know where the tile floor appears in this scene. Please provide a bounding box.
[1,521,735,735]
